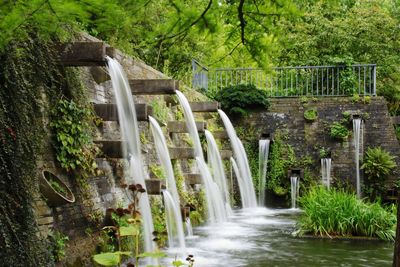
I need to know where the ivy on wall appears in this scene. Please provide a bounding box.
[0,34,63,266]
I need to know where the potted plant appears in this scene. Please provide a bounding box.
[39,170,75,206]
[304,108,318,122]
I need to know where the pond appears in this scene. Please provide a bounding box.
[173,208,393,267]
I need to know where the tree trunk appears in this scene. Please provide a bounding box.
[394,193,400,267]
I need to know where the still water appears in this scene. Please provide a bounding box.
[176,208,393,267]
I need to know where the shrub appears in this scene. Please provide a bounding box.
[298,186,397,241]
[303,109,318,122]
[329,122,349,140]
[361,147,396,199]
[213,84,270,116]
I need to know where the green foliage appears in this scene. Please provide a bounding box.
[298,186,397,241]
[266,130,295,196]
[150,164,166,180]
[318,147,330,159]
[329,122,349,140]
[213,84,270,117]
[303,108,318,122]
[361,147,396,200]
[51,99,99,175]
[48,231,69,262]
[93,252,132,266]
[150,99,170,125]
[0,35,62,265]
[48,178,68,196]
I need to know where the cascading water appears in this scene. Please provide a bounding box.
[175,91,229,223]
[353,118,362,198]
[106,57,156,258]
[230,157,246,206]
[218,110,257,208]
[290,176,300,209]
[196,157,228,223]
[185,217,193,237]
[258,139,270,206]
[205,130,232,214]
[321,158,332,189]
[162,190,186,250]
[175,90,204,159]
[148,116,180,206]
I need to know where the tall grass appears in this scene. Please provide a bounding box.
[298,186,397,241]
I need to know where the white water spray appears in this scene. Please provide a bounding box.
[205,130,232,214]
[290,176,300,209]
[321,158,332,189]
[218,110,257,208]
[258,139,270,206]
[353,118,362,198]
[162,190,186,251]
[106,57,156,259]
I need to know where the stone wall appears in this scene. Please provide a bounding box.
[234,96,400,194]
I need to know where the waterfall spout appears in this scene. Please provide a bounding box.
[321,158,332,189]
[290,176,300,209]
[106,57,156,260]
[162,190,186,251]
[258,139,270,206]
[218,110,257,208]
[353,118,362,198]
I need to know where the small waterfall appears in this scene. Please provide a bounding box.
[353,118,362,198]
[230,157,246,207]
[149,116,180,206]
[205,130,232,214]
[258,139,270,206]
[218,109,257,208]
[162,190,186,251]
[185,217,193,237]
[321,158,332,189]
[176,91,229,223]
[106,57,156,257]
[290,176,300,209]
[175,90,204,159]
[196,157,228,223]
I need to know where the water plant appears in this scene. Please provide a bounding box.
[329,122,349,140]
[303,108,318,122]
[361,147,397,200]
[298,186,397,241]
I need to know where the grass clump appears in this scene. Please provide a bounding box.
[297,186,397,241]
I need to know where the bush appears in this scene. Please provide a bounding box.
[298,187,397,241]
[303,109,318,122]
[361,147,396,199]
[213,84,270,116]
[329,122,349,140]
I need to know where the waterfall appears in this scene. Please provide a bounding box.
[162,190,186,251]
[230,157,246,207]
[185,217,193,237]
[258,139,270,206]
[321,158,332,189]
[106,57,156,258]
[175,91,228,223]
[175,90,204,159]
[196,157,228,223]
[149,116,180,206]
[353,119,362,198]
[290,176,300,209]
[205,130,232,214]
[218,110,257,208]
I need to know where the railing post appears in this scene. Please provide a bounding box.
[373,65,377,96]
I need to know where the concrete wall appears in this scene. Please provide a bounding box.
[234,96,400,192]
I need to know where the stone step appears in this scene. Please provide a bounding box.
[211,130,229,139]
[189,102,220,112]
[219,150,233,160]
[94,103,152,121]
[129,79,178,95]
[167,121,206,133]
[169,147,195,159]
[183,173,202,185]
[145,179,162,195]
[55,42,110,66]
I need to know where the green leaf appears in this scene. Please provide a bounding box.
[92,251,131,266]
[172,260,186,267]
[119,225,139,236]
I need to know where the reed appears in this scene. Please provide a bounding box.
[298,186,397,241]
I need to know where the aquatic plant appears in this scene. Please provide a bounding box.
[298,186,397,241]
